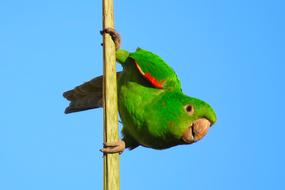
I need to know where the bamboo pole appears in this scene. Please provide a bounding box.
[102,0,120,190]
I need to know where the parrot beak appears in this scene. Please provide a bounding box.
[181,118,211,144]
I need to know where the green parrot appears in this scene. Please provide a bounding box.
[63,29,216,153]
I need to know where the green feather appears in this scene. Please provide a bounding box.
[64,48,217,150]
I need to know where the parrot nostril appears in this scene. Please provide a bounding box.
[185,104,194,115]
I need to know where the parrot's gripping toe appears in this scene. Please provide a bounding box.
[100,140,126,154]
[100,28,121,50]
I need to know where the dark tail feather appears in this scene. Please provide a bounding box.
[63,72,122,114]
[64,93,103,114]
[63,76,103,114]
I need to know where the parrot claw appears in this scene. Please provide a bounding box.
[100,28,121,50]
[100,140,125,154]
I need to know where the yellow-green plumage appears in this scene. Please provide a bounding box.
[63,48,216,150]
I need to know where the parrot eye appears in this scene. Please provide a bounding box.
[185,105,194,115]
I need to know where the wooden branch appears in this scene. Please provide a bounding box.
[102,0,120,190]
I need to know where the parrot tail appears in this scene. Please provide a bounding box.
[63,75,103,114]
[63,72,122,114]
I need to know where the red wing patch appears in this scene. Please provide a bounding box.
[134,61,165,89]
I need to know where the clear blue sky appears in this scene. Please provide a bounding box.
[0,0,284,189]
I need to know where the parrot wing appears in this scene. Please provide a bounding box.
[129,48,182,90]
[63,72,122,114]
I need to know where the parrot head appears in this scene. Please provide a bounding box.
[177,94,216,144]
[150,91,217,146]
[180,101,216,144]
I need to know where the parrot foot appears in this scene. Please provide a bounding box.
[100,140,125,154]
[100,28,121,50]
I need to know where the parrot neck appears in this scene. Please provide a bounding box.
[116,49,129,65]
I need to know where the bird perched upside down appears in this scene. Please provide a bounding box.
[63,29,216,154]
